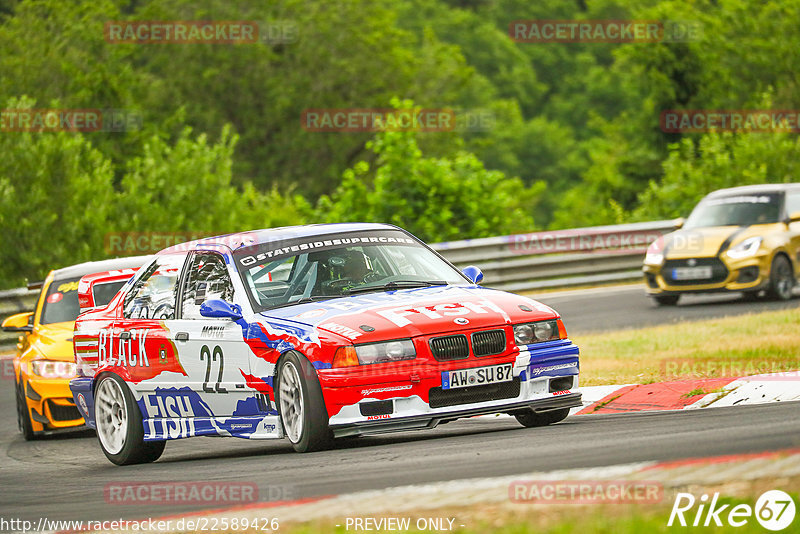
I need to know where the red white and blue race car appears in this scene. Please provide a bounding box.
[70,223,581,465]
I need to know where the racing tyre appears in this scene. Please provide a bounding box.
[653,295,680,306]
[15,380,37,441]
[767,255,794,301]
[277,352,332,453]
[95,374,166,465]
[514,407,570,428]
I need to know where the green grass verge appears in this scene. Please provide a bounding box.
[282,496,790,534]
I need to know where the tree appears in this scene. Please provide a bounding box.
[318,101,543,243]
[635,131,800,220]
[0,97,116,287]
[115,125,310,236]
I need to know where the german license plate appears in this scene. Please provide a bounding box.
[442,363,513,390]
[672,266,713,280]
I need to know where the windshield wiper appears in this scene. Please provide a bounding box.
[263,295,339,311]
[346,280,447,295]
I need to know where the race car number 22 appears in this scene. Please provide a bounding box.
[200,344,227,394]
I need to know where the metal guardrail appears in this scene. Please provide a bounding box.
[0,287,38,352]
[0,219,678,351]
[431,219,678,292]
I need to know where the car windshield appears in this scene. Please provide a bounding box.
[684,194,782,229]
[234,230,466,311]
[40,277,81,324]
[40,276,128,324]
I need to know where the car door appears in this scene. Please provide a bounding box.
[785,191,800,274]
[113,253,191,438]
[172,250,255,420]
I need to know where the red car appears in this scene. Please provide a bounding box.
[70,224,581,465]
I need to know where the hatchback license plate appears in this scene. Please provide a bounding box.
[672,266,713,280]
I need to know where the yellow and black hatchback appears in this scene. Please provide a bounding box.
[2,256,146,440]
[643,184,800,305]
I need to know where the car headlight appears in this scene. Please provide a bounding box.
[30,360,76,379]
[333,339,416,367]
[513,319,563,345]
[726,237,763,259]
[644,241,665,265]
[644,251,664,265]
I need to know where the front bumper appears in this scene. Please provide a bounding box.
[643,253,771,296]
[22,375,84,432]
[69,377,96,429]
[320,339,581,432]
[331,392,581,438]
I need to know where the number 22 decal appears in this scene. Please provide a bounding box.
[200,345,227,393]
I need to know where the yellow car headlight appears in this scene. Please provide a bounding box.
[726,237,763,259]
[644,240,665,266]
[30,360,76,379]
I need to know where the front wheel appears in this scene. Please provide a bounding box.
[767,255,794,301]
[514,407,570,428]
[742,291,761,302]
[16,380,37,441]
[277,352,332,453]
[95,374,165,465]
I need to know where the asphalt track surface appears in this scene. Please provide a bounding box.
[2,285,800,523]
[533,283,800,334]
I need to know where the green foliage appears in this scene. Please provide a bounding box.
[0,98,308,288]
[635,131,800,220]
[115,125,310,234]
[319,101,542,243]
[0,97,116,288]
[2,0,800,287]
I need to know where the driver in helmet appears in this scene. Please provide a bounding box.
[339,249,373,282]
[320,248,376,294]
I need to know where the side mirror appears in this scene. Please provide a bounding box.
[461,265,484,284]
[200,299,243,320]
[2,311,34,332]
[674,217,685,230]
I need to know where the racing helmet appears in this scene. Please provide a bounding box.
[327,249,373,280]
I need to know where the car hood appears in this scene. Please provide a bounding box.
[663,225,776,259]
[257,285,558,343]
[29,321,75,361]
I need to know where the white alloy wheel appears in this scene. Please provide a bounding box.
[279,361,305,443]
[95,377,129,455]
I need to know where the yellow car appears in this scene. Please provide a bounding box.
[2,257,147,440]
[643,184,800,305]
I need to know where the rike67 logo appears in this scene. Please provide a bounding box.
[669,490,796,531]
